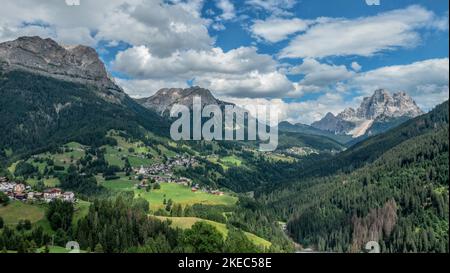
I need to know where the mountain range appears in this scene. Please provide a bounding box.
[311,89,423,138]
[0,36,448,254]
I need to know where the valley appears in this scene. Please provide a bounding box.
[0,36,448,254]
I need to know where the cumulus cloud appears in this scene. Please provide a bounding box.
[351,62,362,72]
[1,1,447,124]
[288,58,354,88]
[0,0,212,57]
[349,58,449,110]
[251,18,310,43]
[113,46,277,78]
[113,45,295,97]
[196,70,294,98]
[216,0,236,21]
[115,78,188,98]
[224,92,354,125]
[280,5,448,58]
[251,58,449,124]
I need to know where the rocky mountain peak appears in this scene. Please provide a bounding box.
[337,108,356,121]
[355,89,423,120]
[137,86,232,115]
[0,36,121,93]
[312,89,424,137]
[311,112,354,134]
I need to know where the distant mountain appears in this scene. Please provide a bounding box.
[0,36,168,161]
[277,101,449,253]
[311,89,423,138]
[137,86,233,115]
[308,113,355,136]
[297,100,448,179]
[278,121,353,145]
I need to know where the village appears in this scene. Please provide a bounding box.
[0,176,75,203]
[132,155,225,196]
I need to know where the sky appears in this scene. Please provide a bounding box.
[0,0,448,124]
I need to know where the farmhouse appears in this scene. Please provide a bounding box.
[62,192,75,202]
[43,188,63,202]
[13,183,26,194]
[0,181,16,192]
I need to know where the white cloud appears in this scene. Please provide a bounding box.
[349,58,449,110]
[280,5,447,58]
[224,92,353,125]
[116,78,188,98]
[113,45,295,97]
[113,46,277,78]
[0,0,212,57]
[234,58,449,124]
[212,23,226,31]
[288,58,354,88]
[216,0,236,21]
[251,18,310,43]
[196,70,294,98]
[351,62,362,72]
[1,1,447,123]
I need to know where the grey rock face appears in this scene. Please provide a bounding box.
[312,89,423,136]
[354,89,423,120]
[0,36,123,97]
[311,112,355,134]
[137,86,233,115]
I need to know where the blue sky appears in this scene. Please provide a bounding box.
[0,0,448,124]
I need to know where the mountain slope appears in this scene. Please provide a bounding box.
[0,37,169,163]
[302,100,448,177]
[261,101,449,253]
[137,86,233,115]
[312,89,423,138]
[0,70,168,161]
[279,121,353,145]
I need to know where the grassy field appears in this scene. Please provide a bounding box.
[220,155,243,167]
[0,199,90,231]
[98,174,238,211]
[154,216,271,249]
[72,200,91,224]
[97,174,137,191]
[136,183,238,210]
[26,177,60,187]
[8,142,86,179]
[0,201,46,226]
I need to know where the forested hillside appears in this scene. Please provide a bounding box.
[0,70,169,163]
[258,101,449,253]
[272,101,450,187]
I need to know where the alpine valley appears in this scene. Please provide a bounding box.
[0,37,448,254]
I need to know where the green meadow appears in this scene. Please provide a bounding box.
[154,216,271,249]
[0,201,46,226]
[135,183,238,210]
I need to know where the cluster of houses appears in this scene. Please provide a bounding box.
[134,155,197,177]
[136,175,192,190]
[133,155,198,186]
[0,176,75,203]
[130,155,225,196]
